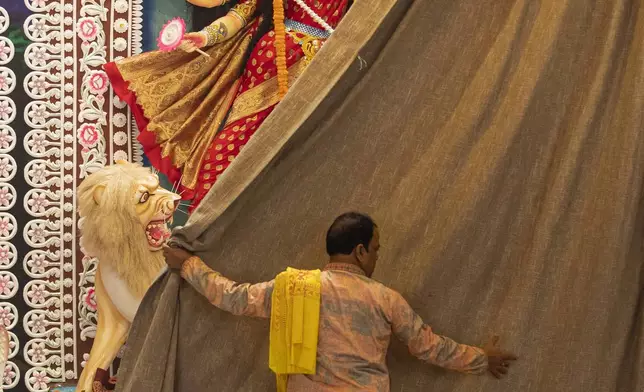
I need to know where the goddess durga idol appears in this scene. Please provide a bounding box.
[105,0,350,211]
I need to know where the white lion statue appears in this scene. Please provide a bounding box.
[76,160,180,392]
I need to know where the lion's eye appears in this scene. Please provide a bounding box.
[139,192,150,203]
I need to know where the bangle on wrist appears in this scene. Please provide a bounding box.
[229,2,256,26]
[201,22,228,46]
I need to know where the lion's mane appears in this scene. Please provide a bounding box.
[77,163,165,298]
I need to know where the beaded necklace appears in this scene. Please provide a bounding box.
[273,0,334,98]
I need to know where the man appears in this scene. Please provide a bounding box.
[164,212,517,391]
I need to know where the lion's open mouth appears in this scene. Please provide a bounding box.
[145,219,172,249]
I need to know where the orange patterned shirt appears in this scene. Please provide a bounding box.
[181,258,488,391]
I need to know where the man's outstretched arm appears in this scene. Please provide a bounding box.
[165,246,273,318]
[387,290,516,377]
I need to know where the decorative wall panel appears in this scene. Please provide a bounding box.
[0,3,21,390]
[3,0,143,390]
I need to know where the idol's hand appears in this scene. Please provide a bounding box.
[179,32,207,52]
[484,336,518,379]
[163,244,194,270]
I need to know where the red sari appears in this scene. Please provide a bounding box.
[106,0,348,211]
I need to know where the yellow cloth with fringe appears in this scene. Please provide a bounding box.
[269,268,321,392]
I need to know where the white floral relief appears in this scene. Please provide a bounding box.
[21,1,64,391]
[0,7,8,35]
[0,302,17,389]
[73,9,109,177]
[0,272,17,299]
[0,242,16,269]
[0,97,15,124]
[78,255,97,341]
[0,68,15,95]
[0,154,16,181]
[22,4,68,388]
[0,6,17,389]
[0,37,14,66]
[0,125,16,153]
[19,0,144,390]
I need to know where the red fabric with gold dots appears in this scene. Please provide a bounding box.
[190,0,349,210]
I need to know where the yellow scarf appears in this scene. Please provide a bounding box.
[269,268,321,392]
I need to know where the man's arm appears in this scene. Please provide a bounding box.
[387,290,488,374]
[179,256,273,318]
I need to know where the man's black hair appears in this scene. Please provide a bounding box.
[326,212,376,256]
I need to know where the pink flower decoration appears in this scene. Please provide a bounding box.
[0,186,12,207]
[29,370,49,390]
[0,100,12,122]
[27,283,46,304]
[28,253,47,274]
[0,128,12,150]
[87,71,108,95]
[77,17,99,41]
[0,274,12,296]
[29,46,47,67]
[0,70,12,92]
[28,192,48,213]
[3,365,16,386]
[0,41,11,62]
[78,123,99,150]
[28,342,47,363]
[85,287,97,311]
[28,75,47,96]
[0,306,13,327]
[29,313,46,334]
[158,18,186,52]
[0,245,12,266]
[0,217,13,238]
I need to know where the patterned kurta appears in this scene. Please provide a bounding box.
[181,258,488,391]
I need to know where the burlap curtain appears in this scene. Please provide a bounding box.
[114,0,644,390]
